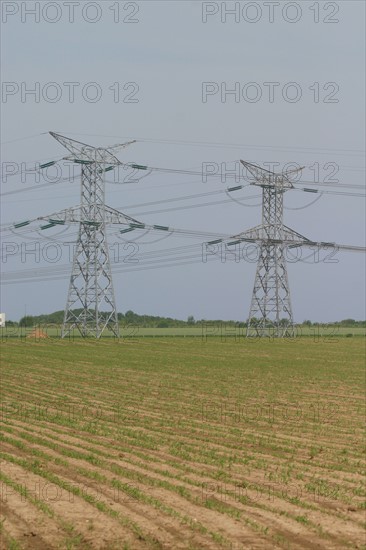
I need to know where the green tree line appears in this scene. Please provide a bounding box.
[5,310,366,328]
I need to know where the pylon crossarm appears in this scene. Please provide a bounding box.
[239,160,299,190]
[50,132,136,165]
[105,140,137,155]
[227,224,313,246]
[240,160,277,179]
[282,225,312,242]
[227,237,365,253]
[36,205,141,227]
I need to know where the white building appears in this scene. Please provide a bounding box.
[0,313,5,327]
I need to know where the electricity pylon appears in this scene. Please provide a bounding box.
[238,161,303,338]
[224,160,364,338]
[49,132,136,339]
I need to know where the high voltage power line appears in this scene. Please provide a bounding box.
[2,132,365,338]
[2,130,365,153]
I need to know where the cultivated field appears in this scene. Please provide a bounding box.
[0,338,365,549]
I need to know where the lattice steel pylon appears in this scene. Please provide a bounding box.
[240,161,303,338]
[49,132,136,339]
